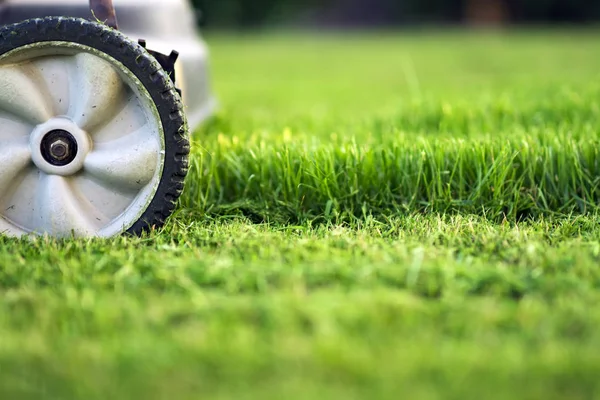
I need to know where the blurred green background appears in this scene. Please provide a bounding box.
[192,0,600,28]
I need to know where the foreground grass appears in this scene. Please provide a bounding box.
[3,31,600,398]
[2,215,600,399]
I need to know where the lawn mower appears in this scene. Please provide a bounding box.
[0,0,214,238]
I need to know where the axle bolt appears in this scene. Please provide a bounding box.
[49,139,70,161]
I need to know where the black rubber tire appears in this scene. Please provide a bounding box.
[0,17,190,236]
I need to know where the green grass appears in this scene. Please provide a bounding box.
[3,30,600,399]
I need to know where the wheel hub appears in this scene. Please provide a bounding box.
[41,130,78,166]
[30,117,91,176]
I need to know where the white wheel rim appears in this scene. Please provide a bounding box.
[0,42,165,238]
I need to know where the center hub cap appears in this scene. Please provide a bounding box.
[41,129,79,166]
[30,118,91,176]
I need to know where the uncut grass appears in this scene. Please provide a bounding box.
[186,124,600,222]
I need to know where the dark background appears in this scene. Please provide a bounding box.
[192,0,600,29]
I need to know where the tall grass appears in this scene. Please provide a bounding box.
[185,124,600,223]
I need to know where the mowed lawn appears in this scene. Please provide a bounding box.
[3,31,600,399]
